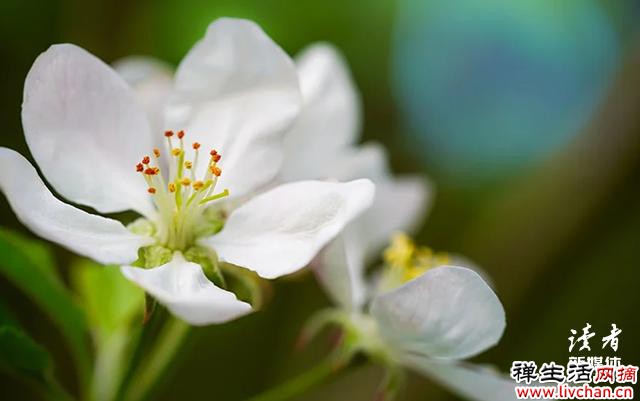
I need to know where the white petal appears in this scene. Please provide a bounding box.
[323,142,389,182]
[360,175,431,261]
[166,18,301,197]
[113,56,174,137]
[121,252,251,325]
[307,142,431,262]
[22,44,155,217]
[280,43,361,181]
[370,266,505,360]
[312,228,367,311]
[203,179,375,279]
[448,253,495,289]
[0,148,152,264]
[404,357,526,401]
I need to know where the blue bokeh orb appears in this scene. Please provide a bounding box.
[393,0,620,183]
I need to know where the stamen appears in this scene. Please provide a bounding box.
[199,189,230,205]
[210,150,221,163]
[137,130,230,250]
[192,181,204,191]
[383,233,450,284]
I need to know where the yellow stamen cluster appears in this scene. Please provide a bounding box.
[383,233,450,282]
[134,130,230,249]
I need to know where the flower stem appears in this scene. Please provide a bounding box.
[88,329,131,401]
[121,317,191,401]
[244,359,342,401]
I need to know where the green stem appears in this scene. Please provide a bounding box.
[244,359,341,401]
[88,329,131,401]
[121,318,190,401]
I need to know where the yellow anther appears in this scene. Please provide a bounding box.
[383,233,415,269]
[383,232,449,284]
[168,183,176,193]
[403,266,425,281]
[184,161,193,169]
[153,148,161,158]
[171,148,182,156]
[180,177,191,186]
[210,166,222,177]
[192,180,204,191]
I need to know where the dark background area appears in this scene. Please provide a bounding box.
[1,0,639,400]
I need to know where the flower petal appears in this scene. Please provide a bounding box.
[113,56,174,137]
[166,18,301,197]
[360,175,431,261]
[203,179,375,279]
[323,142,388,182]
[311,142,431,262]
[22,44,155,217]
[311,228,367,311]
[0,148,152,264]
[404,357,526,401]
[370,266,505,360]
[280,43,360,181]
[121,252,252,325]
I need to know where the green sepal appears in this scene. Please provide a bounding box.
[220,263,264,307]
[131,245,173,269]
[184,246,226,288]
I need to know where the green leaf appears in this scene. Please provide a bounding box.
[0,325,74,401]
[0,300,20,328]
[0,325,51,382]
[70,259,144,337]
[0,228,89,375]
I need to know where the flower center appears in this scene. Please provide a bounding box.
[135,130,229,250]
[380,233,449,289]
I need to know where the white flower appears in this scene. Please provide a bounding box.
[276,43,431,310]
[0,18,374,326]
[309,237,523,401]
[369,266,518,401]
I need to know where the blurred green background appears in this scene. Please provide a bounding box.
[1,0,639,400]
